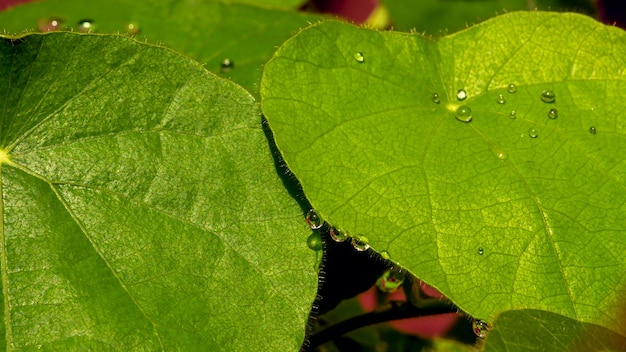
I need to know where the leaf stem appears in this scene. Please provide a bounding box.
[303,302,458,350]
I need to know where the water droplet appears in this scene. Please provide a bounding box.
[376,267,406,293]
[305,209,323,230]
[329,227,348,242]
[478,247,484,255]
[548,108,558,119]
[472,319,491,338]
[456,89,467,101]
[528,128,538,138]
[541,90,555,103]
[509,110,517,119]
[38,17,63,32]
[125,22,140,35]
[497,94,506,104]
[307,232,322,251]
[221,58,234,72]
[432,93,440,104]
[455,106,472,123]
[77,19,94,33]
[354,52,365,63]
[351,235,370,252]
[507,83,517,93]
[496,151,508,160]
[589,126,596,134]
[379,250,391,260]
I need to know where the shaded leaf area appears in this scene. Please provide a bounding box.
[381,0,597,35]
[261,12,626,338]
[484,309,626,351]
[0,0,322,96]
[0,33,317,350]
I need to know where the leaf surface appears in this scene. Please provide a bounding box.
[0,0,321,96]
[0,32,317,350]
[261,12,626,336]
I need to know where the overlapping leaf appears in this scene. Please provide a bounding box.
[0,0,321,96]
[261,12,626,336]
[0,32,317,350]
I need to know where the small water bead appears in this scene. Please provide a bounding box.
[507,83,517,93]
[77,19,94,33]
[221,58,234,72]
[456,89,467,101]
[379,250,391,260]
[376,267,406,293]
[497,94,506,104]
[589,126,597,134]
[305,209,324,230]
[541,89,556,103]
[125,22,141,35]
[509,110,517,119]
[472,319,491,338]
[354,52,365,63]
[496,151,508,160]
[38,17,63,32]
[432,93,440,104]
[478,247,484,255]
[307,232,322,251]
[548,108,558,119]
[329,227,348,242]
[351,235,370,252]
[455,106,472,123]
[528,128,539,138]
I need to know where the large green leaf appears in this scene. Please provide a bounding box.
[0,32,317,350]
[260,11,626,337]
[483,309,626,351]
[0,0,321,96]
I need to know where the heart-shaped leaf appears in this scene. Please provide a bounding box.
[261,12,626,335]
[0,32,317,350]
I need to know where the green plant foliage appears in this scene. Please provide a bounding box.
[261,11,626,337]
[484,309,626,351]
[0,0,321,96]
[0,32,317,350]
[381,0,597,35]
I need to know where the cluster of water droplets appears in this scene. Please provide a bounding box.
[36,17,141,35]
[305,209,370,252]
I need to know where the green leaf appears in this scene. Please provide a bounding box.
[381,0,597,35]
[0,0,321,96]
[0,32,317,350]
[261,11,626,336]
[483,310,626,352]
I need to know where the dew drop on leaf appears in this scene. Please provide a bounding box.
[380,250,391,260]
[376,266,406,293]
[497,94,506,104]
[305,209,324,230]
[329,227,348,242]
[478,247,484,255]
[307,232,322,251]
[38,17,63,32]
[221,58,234,72]
[455,106,472,122]
[589,126,597,134]
[472,319,491,338]
[496,151,508,160]
[528,128,539,138]
[507,83,517,93]
[351,235,370,252]
[432,93,440,104]
[353,52,364,63]
[509,110,517,119]
[77,19,94,33]
[456,89,467,101]
[548,108,558,119]
[125,22,140,35]
[541,89,556,103]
